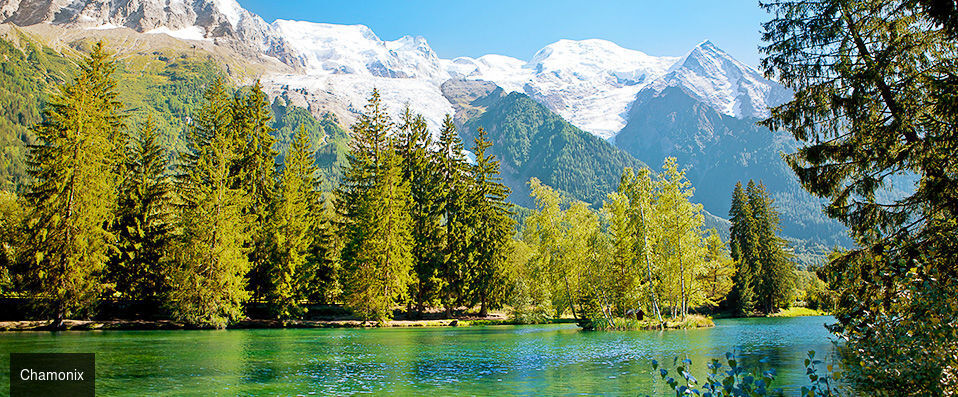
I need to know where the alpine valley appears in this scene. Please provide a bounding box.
[0,0,844,259]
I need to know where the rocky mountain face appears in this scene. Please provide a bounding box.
[0,0,302,66]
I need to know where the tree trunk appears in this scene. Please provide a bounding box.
[640,205,664,326]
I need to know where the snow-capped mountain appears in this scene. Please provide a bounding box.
[639,41,790,120]
[0,0,788,140]
[0,0,301,65]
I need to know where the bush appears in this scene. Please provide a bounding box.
[650,350,839,396]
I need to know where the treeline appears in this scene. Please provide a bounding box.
[0,44,514,327]
[0,44,813,329]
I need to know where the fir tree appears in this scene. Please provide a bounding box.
[231,81,278,302]
[467,127,514,316]
[747,182,793,314]
[727,181,757,316]
[268,125,318,319]
[22,42,125,328]
[110,115,173,303]
[169,78,251,328]
[337,90,414,322]
[436,115,470,314]
[761,1,958,390]
[396,108,444,314]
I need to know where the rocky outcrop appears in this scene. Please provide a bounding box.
[0,0,303,67]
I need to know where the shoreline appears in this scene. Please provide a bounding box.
[0,318,582,332]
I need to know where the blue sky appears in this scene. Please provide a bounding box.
[239,0,770,67]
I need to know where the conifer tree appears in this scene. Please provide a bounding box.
[110,115,172,302]
[467,127,514,316]
[22,42,125,327]
[268,125,318,319]
[231,81,278,302]
[747,182,793,315]
[337,90,414,322]
[761,1,958,390]
[435,115,470,313]
[397,108,444,314]
[727,181,757,316]
[169,78,251,328]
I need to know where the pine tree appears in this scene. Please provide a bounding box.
[268,125,318,319]
[231,81,278,302]
[110,115,172,303]
[467,127,514,316]
[436,115,470,314]
[169,78,251,328]
[22,42,125,328]
[761,2,958,390]
[396,108,444,314]
[727,181,757,316]
[747,181,793,315]
[337,90,414,322]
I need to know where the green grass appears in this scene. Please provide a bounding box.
[585,314,715,331]
[769,307,829,317]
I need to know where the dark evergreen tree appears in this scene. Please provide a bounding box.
[268,125,318,319]
[396,108,444,314]
[110,116,173,303]
[435,115,471,314]
[727,181,757,316]
[467,127,514,316]
[22,42,125,328]
[231,81,278,302]
[169,78,251,328]
[337,90,413,322]
[761,1,958,390]
[747,182,794,314]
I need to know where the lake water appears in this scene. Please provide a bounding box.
[0,316,838,396]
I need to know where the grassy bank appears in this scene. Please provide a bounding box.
[769,307,830,317]
[584,314,715,331]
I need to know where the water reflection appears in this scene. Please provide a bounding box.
[0,317,837,396]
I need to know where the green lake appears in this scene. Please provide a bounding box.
[0,316,837,396]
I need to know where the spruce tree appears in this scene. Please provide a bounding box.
[231,81,278,302]
[397,108,444,314]
[268,125,318,319]
[747,182,793,315]
[169,78,251,328]
[337,90,413,322]
[436,115,470,314]
[110,115,172,303]
[761,1,958,390]
[727,181,757,316]
[22,42,125,327]
[467,127,514,316]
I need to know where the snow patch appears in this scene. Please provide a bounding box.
[146,26,211,42]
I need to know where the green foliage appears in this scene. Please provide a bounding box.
[168,79,251,328]
[396,109,444,313]
[230,81,279,302]
[466,127,515,315]
[109,116,173,302]
[267,126,319,319]
[337,90,414,322]
[761,0,958,392]
[649,350,839,397]
[20,42,125,326]
[0,190,26,293]
[728,180,795,316]
[436,115,472,312]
